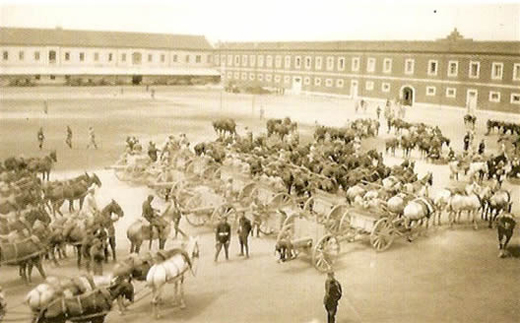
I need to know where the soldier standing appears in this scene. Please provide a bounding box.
[214,216,231,262]
[89,238,105,275]
[37,127,45,150]
[0,285,6,321]
[237,212,252,258]
[87,126,98,149]
[66,125,73,149]
[324,271,343,323]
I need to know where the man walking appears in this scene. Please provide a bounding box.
[214,216,231,262]
[376,105,381,119]
[497,212,516,258]
[463,132,471,152]
[478,139,486,155]
[87,126,98,149]
[324,271,342,323]
[237,212,252,258]
[37,127,45,150]
[66,125,73,149]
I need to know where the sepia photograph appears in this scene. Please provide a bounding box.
[0,0,519,322]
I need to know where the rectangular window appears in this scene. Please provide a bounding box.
[284,75,290,84]
[79,53,85,61]
[215,55,220,65]
[249,55,256,67]
[148,54,153,62]
[275,55,282,68]
[227,55,233,66]
[94,52,99,61]
[258,74,263,81]
[65,52,70,61]
[196,55,202,63]
[295,56,302,69]
[426,86,436,96]
[405,59,414,75]
[352,57,360,72]
[3,51,8,61]
[265,74,272,82]
[274,75,281,83]
[365,81,374,90]
[266,55,273,67]
[511,93,520,104]
[185,55,190,63]
[491,62,503,80]
[257,55,264,68]
[336,79,344,88]
[489,91,501,102]
[305,56,312,70]
[242,55,248,66]
[304,77,311,85]
[514,63,520,81]
[234,55,240,66]
[107,53,112,62]
[469,61,480,78]
[326,57,334,71]
[325,79,333,87]
[161,54,165,63]
[367,58,375,72]
[446,87,457,98]
[315,56,323,70]
[338,57,345,71]
[249,73,255,81]
[207,55,212,63]
[382,82,390,92]
[173,54,178,63]
[18,51,24,60]
[448,61,458,77]
[383,58,392,73]
[428,60,438,76]
[34,51,40,61]
[233,72,239,79]
[284,56,291,69]
[315,77,322,86]
[35,75,40,80]
[50,75,55,80]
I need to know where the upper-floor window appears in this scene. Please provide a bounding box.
[338,57,345,71]
[34,51,40,61]
[257,55,264,67]
[185,55,190,63]
[514,63,520,81]
[2,51,8,61]
[383,58,392,73]
[121,53,127,62]
[426,86,436,96]
[266,55,273,67]
[491,62,503,80]
[326,56,334,71]
[242,55,248,66]
[49,50,57,63]
[489,91,501,103]
[367,58,375,72]
[148,54,153,62]
[173,54,178,63]
[275,55,282,68]
[18,51,24,60]
[94,52,99,61]
[227,54,232,66]
[428,60,438,76]
[469,61,480,79]
[448,61,458,77]
[249,55,256,67]
[207,55,212,63]
[295,56,302,69]
[305,56,312,70]
[284,56,291,69]
[405,59,414,75]
[132,52,141,65]
[161,54,165,63]
[315,56,323,70]
[234,55,240,66]
[79,52,85,62]
[108,53,113,62]
[352,57,360,72]
[64,52,70,61]
[215,55,220,65]
[196,55,202,63]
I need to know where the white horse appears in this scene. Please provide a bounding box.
[431,189,452,226]
[402,197,436,238]
[447,193,483,230]
[467,161,488,182]
[146,236,200,319]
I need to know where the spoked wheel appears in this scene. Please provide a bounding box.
[370,218,395,252]
[268,193,293,209]
[312,234,341,273]
[325,205,349,235]
[184,194,209,227]
[303,197,315,213]
[258,211,277,236]
[211,204,237,227]
[276,222,295,244]
[238,182,256,201]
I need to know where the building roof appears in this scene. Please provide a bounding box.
[0,27,213,51]
[218,30,520,56]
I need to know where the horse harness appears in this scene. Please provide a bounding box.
[60,287,112,319]
[413,198,434,217]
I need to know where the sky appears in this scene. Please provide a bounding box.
[0,0,519,43]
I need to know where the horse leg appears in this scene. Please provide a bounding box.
[34,257,46,279]
[152,287,162,319]
[179,276,186,309]
[472,211,478,230]
[110,236,117,261]
[76,246,82,269]
[68,199,74,213]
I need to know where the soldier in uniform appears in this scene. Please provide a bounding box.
[497,213,516,258]
[87,126,98,149]
[66,125,73,149]
[0,285,6,321]
[237,212,252,258]
[89,238,105,275]
[142,195,166,238]
[324,271,343,323]
[37,127,45,150]
[214,216,231,262]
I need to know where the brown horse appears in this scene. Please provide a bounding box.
[0,234,47,283]
[94,199,125,262]
[44,173,102,215]
[27,151,57,181]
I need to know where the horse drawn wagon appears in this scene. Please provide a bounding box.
[301,189,350,234]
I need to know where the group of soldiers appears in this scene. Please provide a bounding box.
[37,125,97,150]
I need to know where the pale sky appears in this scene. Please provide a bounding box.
[0,0,519,43]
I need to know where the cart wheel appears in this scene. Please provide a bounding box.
[258,211,277,236]
[213,167,222,180]
[269,193,293,209]
[370,218,395,252]
[184,194,208,227]
[303,197,315,213]
[238,183,256,200]
[312,234,341,273]
[185,161,194,174]
[211,204,237,227]
[324,205,349,235]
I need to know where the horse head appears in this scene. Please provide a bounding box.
[90,173,102,188]
[107,199,124,220]
[50,150,57,162]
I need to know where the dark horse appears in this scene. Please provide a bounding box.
[94,199,125,262]
[44,173,102,215]
[27,151,58,181]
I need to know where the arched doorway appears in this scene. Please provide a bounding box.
[401,86,414,106]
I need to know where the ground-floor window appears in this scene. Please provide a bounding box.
[34,75,40,80]
[233,72,239,79]
[511,93,520,104]
[365,81,374,90]
[50,75,56,80]
[265,74,272,82]
[274,75,281,83]
[336,79,344,88]
[382,82,390,92]
[258,74,263,81]
[241,73,247,80]
[249,73,255,81]
[314,77,322,86]
[426,86,436,96]
[325,79,333,87]
[304,77,310,85]
[284,75,290,84]
[227,72,233,79]
[489,91,501,103]
[446,87,456,98]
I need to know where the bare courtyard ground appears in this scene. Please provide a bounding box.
[0,86,519,323]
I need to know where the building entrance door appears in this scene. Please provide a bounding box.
[401,86,414,106]
[292,77,302,94]
[466,89,478,114]
[132,75,143,85]
[351,80,358,98]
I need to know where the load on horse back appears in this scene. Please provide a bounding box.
[212,118,237,138]
[25,151,58,181]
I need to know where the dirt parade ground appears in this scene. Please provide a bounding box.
[1,86,519,323]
